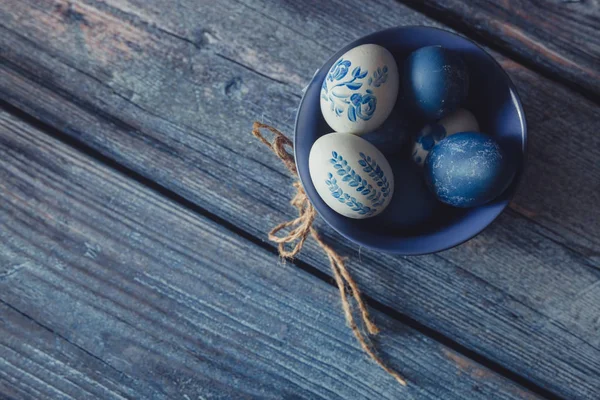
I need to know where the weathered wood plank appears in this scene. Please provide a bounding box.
[0,301,159,400]
[0,109,543,400]
[399,0,600,99]
[5,0,598,257]
[1,0,599,398]
[204,0,600,257]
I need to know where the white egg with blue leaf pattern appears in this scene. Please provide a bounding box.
[320,44,399,135]
[309,133,394,219]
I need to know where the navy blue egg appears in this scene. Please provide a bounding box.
[403,46,469,120]
[424,132,515,208]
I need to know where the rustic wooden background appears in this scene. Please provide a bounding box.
[1,0,599,399]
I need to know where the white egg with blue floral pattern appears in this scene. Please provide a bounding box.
[320,44,399,135]
[412,108,480,166]
[309,133,394,219]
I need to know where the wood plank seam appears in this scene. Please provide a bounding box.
[0,298,139,393]
[394,0,600,104]
[2,46,596,267]
[420,253,600,355]
[1,109,554,399]
[3,3,597,264]
[0,102,567,400]
[2,53,596,390]
[1,1,589,396]
[1,44,596,400]
[503,209,600,271]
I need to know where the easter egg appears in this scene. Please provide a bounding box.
[320,44,399,135]
[424,132,514,208]
[309,133,394,218]
[403,46,469,120]
[412,108,479,166]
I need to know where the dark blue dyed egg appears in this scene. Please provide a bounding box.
[403,46,469,120]
[424,132,515,208]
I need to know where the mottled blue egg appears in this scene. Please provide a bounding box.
[424,132,515,208]
[403,46,469,120]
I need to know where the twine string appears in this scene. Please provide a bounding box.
[252,122,407,386]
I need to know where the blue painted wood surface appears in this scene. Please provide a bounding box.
[0,110,541,399]
[401,0,600,100]
[0,0,599,399]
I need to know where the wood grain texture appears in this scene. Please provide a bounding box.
[1,0,599,398]
[0,110,543,400]
[0,301,160,400]
[399,0,600,99]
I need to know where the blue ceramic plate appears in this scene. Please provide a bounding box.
[294,26,527,255]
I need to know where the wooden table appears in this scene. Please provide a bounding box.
[1,1,599,399]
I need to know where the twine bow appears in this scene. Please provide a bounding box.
[252,122,407,386]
